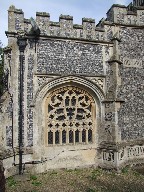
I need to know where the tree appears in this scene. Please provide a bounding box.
[0,41,4,96]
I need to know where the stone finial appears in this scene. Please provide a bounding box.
[8,5,15,11]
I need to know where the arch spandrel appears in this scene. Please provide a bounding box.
[34,75,105,106]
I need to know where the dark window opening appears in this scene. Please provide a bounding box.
[88,129,92,142]
[48,131,53,144]
[69,130,73,143]
[71,96,76,106]
[82,129,86,142]
[57,108,63,114]
[65,96,70,106]
[55,131,59,144]
[48,104,53,112]
[62,130,66,143]
[75,129,79,142]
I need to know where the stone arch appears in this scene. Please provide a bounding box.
[34,75,105,104]
[45,85,96,146]
[33,76,105,158]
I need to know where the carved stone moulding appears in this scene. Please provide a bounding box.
[98,143,144,169]
[36,75,105,93]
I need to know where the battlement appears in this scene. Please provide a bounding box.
[106,3,144,25]
[7,2,144,42]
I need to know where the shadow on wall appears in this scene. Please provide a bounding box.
[0,162,5,192]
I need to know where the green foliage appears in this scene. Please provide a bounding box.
[30,174,42,186]
[7,176,17,187]
[0,41,3,49]
[133,171,142,177]
[86,188,96,192]
[66,168,82,174]
[50,170,58,175]
[31,181,42,186]
[121,166,130,174]
[66,169,73,172]
[0,42,4,96]
[89,169,102,180]
[30,175,38,181]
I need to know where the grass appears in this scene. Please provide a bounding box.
[89,169,102,180]
[30,175,38,181]
[7,176,17,187]
[121,166,130,174]
[30,174,42,187]
[6,166,144,192]
[31,181,42,186]
[86,188,97,192]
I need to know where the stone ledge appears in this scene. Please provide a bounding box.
[36,12,50,17]
[49,21,60,26]
[24,19,31,23]
[59,14,73,20]
[0,147,33,160]
[73,24,83,29]
[99,139,144,151]
[82,18,95,23]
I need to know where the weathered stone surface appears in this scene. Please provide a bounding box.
[118,28,144,140]
[0,161,5,192]
[37,40,104,75]
[1,1,144,177]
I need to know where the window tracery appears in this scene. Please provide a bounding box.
[45,86,95,145]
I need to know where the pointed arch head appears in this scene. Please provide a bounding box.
[33,75,105,148]
[34,75,105,106]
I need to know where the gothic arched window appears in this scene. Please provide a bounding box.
[45,86,95,145]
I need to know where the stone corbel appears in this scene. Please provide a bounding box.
[17,30,26,38]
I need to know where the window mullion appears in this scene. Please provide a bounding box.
[53,131,55,145]
[86,129,88,144]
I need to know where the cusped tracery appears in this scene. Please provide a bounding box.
[45,86,95,145]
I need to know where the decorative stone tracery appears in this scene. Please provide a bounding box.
[45,86,96,146]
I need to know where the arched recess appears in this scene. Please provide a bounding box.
[33,76,105,153]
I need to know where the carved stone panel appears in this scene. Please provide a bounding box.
[86,77,105,91]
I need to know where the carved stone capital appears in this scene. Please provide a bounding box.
[17,36,27,52]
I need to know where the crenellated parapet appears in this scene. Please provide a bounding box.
[7,3,144,45]
[34,14,106,41]
[106,4,144,26]
[8,5,24,32]
[7,5,108,42]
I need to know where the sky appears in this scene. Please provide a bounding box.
[1,0,132,47]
